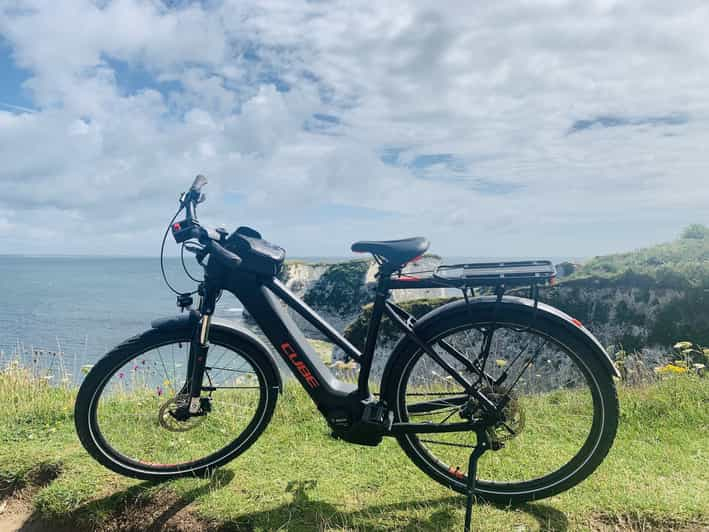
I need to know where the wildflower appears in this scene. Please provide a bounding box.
[133,365,139,371]
[654,363,688,375]
[157,386,163,397]
[119,372,124,379]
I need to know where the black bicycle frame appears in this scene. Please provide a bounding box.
[195,261,487,437]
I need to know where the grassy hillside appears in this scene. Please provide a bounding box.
[1,368,707,531]
[536,225,709,351]
[565,224,709,288]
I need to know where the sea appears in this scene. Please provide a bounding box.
[0,255,254,375]
[0,254,574,380]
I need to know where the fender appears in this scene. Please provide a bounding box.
[150,311,283,392]
[380,296,620,393]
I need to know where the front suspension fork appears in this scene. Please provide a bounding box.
[184,282,219,413]
[186,313,211,413]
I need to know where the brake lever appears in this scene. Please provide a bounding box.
[184,243,208,265]
[184,243,202,254]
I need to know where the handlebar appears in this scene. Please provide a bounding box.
[173,222,242,268]
[181,174,208,221]
[190,174,208,193]
[207,240,242,268]
[172,176,243,269]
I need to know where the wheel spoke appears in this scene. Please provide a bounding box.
[89,337,272,473]
[504,338,549,395]
[396,320,608,489]
[406,395,467,414]
[206,366,255,375]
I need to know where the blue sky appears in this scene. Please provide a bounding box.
[0,1,708,258]
[0,38,34,112]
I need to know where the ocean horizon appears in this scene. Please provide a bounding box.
[0,254,581,378]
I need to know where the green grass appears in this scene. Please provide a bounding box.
[565,224,709,288]
[1,368,708,531]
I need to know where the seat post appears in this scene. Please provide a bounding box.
[356,263,393,397]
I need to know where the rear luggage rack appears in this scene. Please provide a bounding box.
[433,260,556,287]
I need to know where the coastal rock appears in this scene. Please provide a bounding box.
[277,255,447,335]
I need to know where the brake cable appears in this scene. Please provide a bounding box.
[181,241,205,282]
[160,204,199,297]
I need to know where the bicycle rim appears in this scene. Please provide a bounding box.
[395,321,605,492]
[89,337,269,471]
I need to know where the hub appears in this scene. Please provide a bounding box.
[158,395,211,432]
[460,385,525,449]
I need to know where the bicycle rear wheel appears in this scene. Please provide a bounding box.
[382,299,618,504]
[75,324,279,480]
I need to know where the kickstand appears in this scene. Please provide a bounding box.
[463,429,490,532]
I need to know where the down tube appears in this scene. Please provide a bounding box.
[228,279,358,408]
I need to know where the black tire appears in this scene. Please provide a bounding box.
[75,324,280,481]
[382,298,619,504]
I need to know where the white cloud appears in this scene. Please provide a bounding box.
[0,0,708,257]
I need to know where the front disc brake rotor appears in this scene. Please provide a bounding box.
[158,396,206,432]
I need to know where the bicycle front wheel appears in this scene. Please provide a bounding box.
[75,324,280,480]
[382,299,619,504]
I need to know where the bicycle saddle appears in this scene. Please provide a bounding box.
[351,237,429,267]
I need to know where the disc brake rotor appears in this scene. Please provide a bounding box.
[158,396,206,432]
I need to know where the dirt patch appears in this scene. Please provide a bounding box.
[591,513,709,531]
[97,490,209,532]
[1,462,229,531]
[0,462,65,531]
[0,488,75,532]
[0,489,210,532]
[0,495,33,532]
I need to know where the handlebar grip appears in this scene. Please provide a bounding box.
[190,174,208,192]
[209,241,242,268]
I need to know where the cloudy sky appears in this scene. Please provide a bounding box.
[1,1,708,258]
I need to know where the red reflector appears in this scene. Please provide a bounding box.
[398,275,421,282]
[172,223,181,232]
[571,318,583,328]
